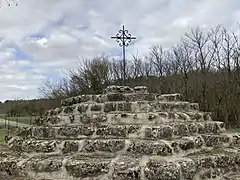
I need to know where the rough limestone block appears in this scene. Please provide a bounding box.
[128,125,141,134]
[188,123,198,134]
[177,159,197,180]
[107,93,125,101]
[57,125,95,137]
[144,159,180,180]
[65,158,110,178]
[0,161,19,176]
[145,125,173,139]
[112,156,141,180]
[104,102,117,112]
[105,85,134,94]
[80,113,107,124]
[82,140,125,153]
[134,86,148,93]
[22,140,56,153]
[124,93,155,102]
[96,125,127,137]
[62,141,79,154]
[77,104,89,113]
[160,93,181,101]
[201,135,230,147]
[32,127,56,138]
[90,103,102,111]
[127,140,172,156]
[92,94,106,103]
[63,106,76,114]
[117,102,132,112]
[173,123,189,136]
[24,155,63,172]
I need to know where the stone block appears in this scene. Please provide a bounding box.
[173,123,189,136]
[104,102,117,112]
[112,156,141,180]
[57,126,95,137]
[90,104,102,111]
[65,158,110,178]
[201,135,230,147]
[177,159,196,180]
[144,159,180,180]
[127,140,172,156]
[63,106,76,114]
[145,125,173,139]
[124,93,155,102]
[105,85,134,94]
[62,141,79,154]
[161,93,181,101]
[117,102,131,112]
[107,93,125,101]
[82,140,125,153]
[22,140,56,153]
[32,127,56,138]
[80,113,107,124]
[96,125,127,137]
[77,104,89,113]
[134,86,148,93]
[24,155,63,172]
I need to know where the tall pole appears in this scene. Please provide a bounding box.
[111,25,136,84]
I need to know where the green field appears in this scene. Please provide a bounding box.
[0,129,7,144]
[0,116,39,125]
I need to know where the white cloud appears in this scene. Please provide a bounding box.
[0,0,239,101]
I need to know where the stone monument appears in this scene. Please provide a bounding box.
[1,85,240,179]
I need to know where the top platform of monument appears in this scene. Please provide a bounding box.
[61,85,182,106]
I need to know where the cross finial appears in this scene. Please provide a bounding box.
[111,25,136,83]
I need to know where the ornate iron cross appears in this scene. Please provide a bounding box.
[111,25,136,82]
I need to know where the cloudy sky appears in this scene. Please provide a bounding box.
[0,0,239,101]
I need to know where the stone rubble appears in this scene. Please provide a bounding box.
[1,85,240,179]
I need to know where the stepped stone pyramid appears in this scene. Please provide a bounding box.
[2,85,240,180]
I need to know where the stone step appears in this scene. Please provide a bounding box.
[14,121,225,140]
[59,101,200,115]
[1,147,240,180]
[35,111,211,126]
[60,92,182,107]
[6,133,239,156]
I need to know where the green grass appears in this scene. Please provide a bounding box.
[0,129,7,144]
[0,116,38,125]
[228,128,240,133]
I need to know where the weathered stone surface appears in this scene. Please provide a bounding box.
[62,141,79,154]
[57,125,95,137]
[32,127,55,138]
[82,140,125,153]
[80,113,107,124]
[201,134,230,147]
[112,156,141,180]
[144,159,180,180]
[96,125,127,137]
[105,85,134,94]
[104,102,117,112]
[177,159,196,180]
[145,125,173,139]
[24,155,63,172]
[107,93,125,101]
[134,86,148,93]
[117,102,131,112]
[22,140,56,153]
[90,104,102,111]
[127,140,172,156]
[160,93,181,101]
[77,104,89,113]
[65,157,110,178]
[3,85,239,180]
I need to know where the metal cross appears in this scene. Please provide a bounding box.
[111,25,136,82]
